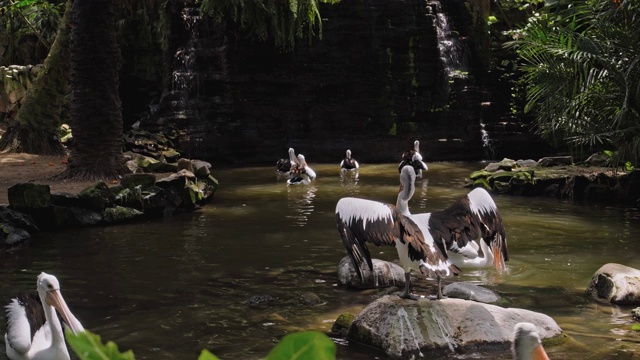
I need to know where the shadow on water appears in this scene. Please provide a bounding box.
[1,162,640,359]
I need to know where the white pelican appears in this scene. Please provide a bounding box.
[409,187,508,271]
[4,272,85,360]
[288,154,316,185]
[276,147,297,176]
[336,162,478,299]
[399,140,426,177]
[512,322,550,360]
[340,149,359,172]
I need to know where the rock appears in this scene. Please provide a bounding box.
[8,183,52,210]
[161,148,181,162]
[0,223,32,246]
[516,159,538,167]
[587,263,640,305]
[120,173,156,190]
[156,171,200,213]
[177,158,194,173]
[103,206,144,224]
[484,158,517,172]
[331,313,356,337]
[337,256,407,290]
[584,152,609,167]
[78,182,116,211]
[348,295,562,359]
[244,295,276,307]
[537,156,573,167]
[69,207,102,226]
[127,152,163,172]
[0,206,38,233]
[191,159,212,177]
[632,307,640,321]
[442,282,500,303]
[300,292,324,305]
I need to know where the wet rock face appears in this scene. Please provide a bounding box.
[347,295,562,359]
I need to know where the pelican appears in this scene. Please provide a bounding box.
[399,140,426,177]
[288,154,316,185]
[276,148,297,176]
[336,161,478,299]
[409,187,508,271]
[512,322,550,360]
[4,272,85,360]
[340,149,359,172]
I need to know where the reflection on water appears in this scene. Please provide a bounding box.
[285,185,317,227]
[0,163,639,359]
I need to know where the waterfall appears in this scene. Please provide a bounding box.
[480,121,495,160]
[428,1,468,80]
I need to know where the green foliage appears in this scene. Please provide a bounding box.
[66,330,135,360]
[507,0,640,167]
[67,330,336,360]
[266,331,337,360]
[0,0,63,63]
[200,0,339,51]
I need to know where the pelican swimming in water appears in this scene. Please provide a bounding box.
[288,154,316,185]
[399,140,426,178]
[336,160,479,299]
[4,272,85,360]
[512,322,550,360]
[276,148,297,176]
[340,149,359,172]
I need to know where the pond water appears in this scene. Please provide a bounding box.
[1,162,640,359]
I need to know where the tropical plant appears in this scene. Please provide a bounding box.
[66,329,337,360]
[200,0,340,51]
[508,0,640,166]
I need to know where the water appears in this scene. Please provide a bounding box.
[429,1,468,80]
[1,163,640,359]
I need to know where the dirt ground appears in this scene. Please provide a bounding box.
[0,153,95,205]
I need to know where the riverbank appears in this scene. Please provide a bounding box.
[0,153,94,205]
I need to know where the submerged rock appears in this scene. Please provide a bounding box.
[348,295,562,359]
[337,256,406,290]
[331,313,356,338]
[587,263,640,305]
[442,282,500,304]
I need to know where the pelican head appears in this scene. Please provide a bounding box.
[297,154,307,166]
[346,149,352,159]
[288,148,297,163]
[37,272,84,335]
[512,322,550,360]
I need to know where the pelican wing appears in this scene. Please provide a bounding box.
[4,293,45,354]
[466,188,509,262]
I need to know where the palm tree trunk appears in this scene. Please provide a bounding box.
[54,0,129,180]
[0,0,72,155]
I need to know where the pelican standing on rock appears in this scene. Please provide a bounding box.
[340,149,359,172]
[409,187,508,271]
[4,272,85,360]
[335,160,478,299]
[512,322,550,360]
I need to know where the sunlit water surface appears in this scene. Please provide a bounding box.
[1,163,640,359]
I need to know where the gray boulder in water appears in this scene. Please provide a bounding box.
[587,263,640,305]
[337,256,406,290]
[347,295,562,359]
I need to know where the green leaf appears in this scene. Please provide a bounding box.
[66,330,136,360]
[266,331,336,360]
[632,324,640,331]
[198,349,223,360]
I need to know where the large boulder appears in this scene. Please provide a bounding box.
[587,263,640,305]
[337,256,407,290]
[442,282,501,304]
[348,295,562,359]
[8,183,52,210]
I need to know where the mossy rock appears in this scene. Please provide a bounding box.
[470,170,492,181]
[331,313,356,338]
[472,178,491,191]
[103,206,144,224]
[78,181,116,211]
[120,173,157,190]
[8,183,52,209]
[510,170,535,186]
[161,148,181,162]
[490,171,516,183]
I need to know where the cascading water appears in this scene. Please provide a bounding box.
[147,2,231,157]
[428,1,468,81]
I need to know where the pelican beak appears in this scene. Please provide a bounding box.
[417,160,428,171]
[531,343,550,360]
[46,289,85,334]
[492,241,506,271]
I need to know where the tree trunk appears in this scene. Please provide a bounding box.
[53,0,129,181]
[0,0,73,155]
